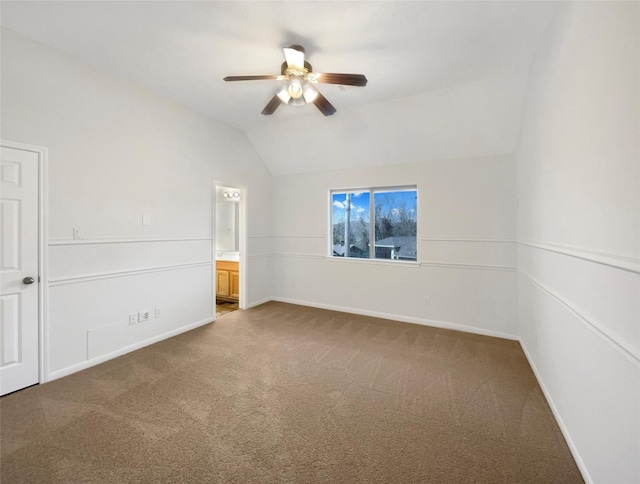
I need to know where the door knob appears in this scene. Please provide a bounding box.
[23,276,35,285]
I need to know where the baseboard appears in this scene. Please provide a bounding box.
[270,297,518,341]
[518,338,592,484]
[46,316,214,382]
[245,297,272,309]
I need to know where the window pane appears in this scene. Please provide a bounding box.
[332,191,370,258]
[374,189,417,261]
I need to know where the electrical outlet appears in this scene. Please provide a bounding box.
[73,227,82,239]
[155,307,162,318]
[424,296,430,305]
[129,313,137,325]
[138,311,150,323]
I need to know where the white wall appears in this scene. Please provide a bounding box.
[270,154,517,339]
[515,2,640,483]
[1,28,272,379]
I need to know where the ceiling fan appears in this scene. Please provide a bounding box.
[223,45,367,116]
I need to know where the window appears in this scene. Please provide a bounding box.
[331,186,417,261]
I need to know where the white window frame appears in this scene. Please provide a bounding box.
[329,185,418,263]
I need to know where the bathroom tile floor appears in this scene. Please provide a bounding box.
[216,301,239,317]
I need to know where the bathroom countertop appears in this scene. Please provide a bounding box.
[216,252,240,262]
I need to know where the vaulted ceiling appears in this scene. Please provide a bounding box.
[1,1,557,175]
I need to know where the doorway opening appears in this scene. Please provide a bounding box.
[214,184,245,317]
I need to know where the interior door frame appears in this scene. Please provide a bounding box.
[213,180,247,313]
[1,139,49,385]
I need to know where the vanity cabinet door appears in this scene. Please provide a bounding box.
[230,271,240,299]
[216,270,230,297]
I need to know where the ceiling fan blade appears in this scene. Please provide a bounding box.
[312,91,336,116]
[283,45,305,70]
[223,75,283,82]
[261,95,282,115]
[313,73,368,87]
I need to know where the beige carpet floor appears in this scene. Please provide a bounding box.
[1,302,582,483]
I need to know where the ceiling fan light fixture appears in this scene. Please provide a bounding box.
[276,85,291,104]
[286,78,303,99]
[302,84,318,103]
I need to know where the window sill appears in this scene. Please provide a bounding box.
[325,256,420,268]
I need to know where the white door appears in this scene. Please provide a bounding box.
[1,145,40,395]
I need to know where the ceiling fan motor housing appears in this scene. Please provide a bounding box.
[280,61,313,76]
